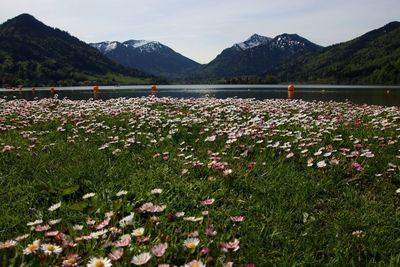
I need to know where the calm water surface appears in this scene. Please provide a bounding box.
[1,85,400,106]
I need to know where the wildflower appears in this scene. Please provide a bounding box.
[49,218,62,225]
[184,260,205,267]
[48,201,62,211]
[230,215,245,222]
[316,160,326,168]
[34,224,50,231]
[62,254,80,267]
[87,257,112,267]
[23,240,40,254]
[201,247,210,255]
[286,152,294,158]
[205,135,216,142]
[41,243,62,255]
[87,219,96,225]
[351,162,363,171]
[223,262,234,267]
[140,202,166,213]
[27,219,43,226]
[108,248,124,261]
[82,192,96,199]
[220,239,240,252]
[45,231,60,237]
[175,211,185,217]
[223,169,233,176]
[205,224,217,237]
[15,234,29,241]
[112,234,130,247]
[90,229,108,239]
[183,237,200,249]
[73,224,84,231]
[96,218,110,230]
[201,198,215,206]
[352,230,365,238]
[151,243,168,257]
[119,212,135,227]
[116,190,128,197]
[0,240,17,249]
[151,188,163,194]
[183,216,203,222]
[105,211,114,218]
[132,227,145,237]
[131,252,152,265]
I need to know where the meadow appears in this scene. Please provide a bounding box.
[1,96,400,266]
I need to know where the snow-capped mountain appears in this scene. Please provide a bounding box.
[196,33,322,79]
[90,39,200,79]
[233,34,272,50]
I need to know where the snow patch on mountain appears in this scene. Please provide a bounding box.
[91,41,119,52]
[234,34,272,50]
[123,40,163,53]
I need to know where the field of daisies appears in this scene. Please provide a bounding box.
[1,96,400,266]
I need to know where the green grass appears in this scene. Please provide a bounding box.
[1,97,400,266]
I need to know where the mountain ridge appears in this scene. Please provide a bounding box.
[271,21,400,84]
[0,14,157,86]
[90,39,200,79]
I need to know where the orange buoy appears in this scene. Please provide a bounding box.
[151,84,157,91]
[93,85,100,92]
[288,84,295,92]
[288,90,295,100]
[50,87,56,94]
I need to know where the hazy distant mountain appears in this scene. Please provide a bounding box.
[0,14,155,86]
[273,21,400,85]
[195,33,321,79]
[91,39,200,79]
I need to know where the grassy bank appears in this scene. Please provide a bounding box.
[1,97,400,266]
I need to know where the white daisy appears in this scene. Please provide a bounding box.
[131,252,152,265]
[87,257,112,267]
[41,243,62,255]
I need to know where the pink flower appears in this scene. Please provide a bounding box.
[62,254,80,267]
[200,198,215,206]
[151,243,168,257]
[220,239,240,252]
[140,202,166,213]
[0,240,17,248]
[351,162,363,171]
[34,224,50,231]
[113,235,131,247]
[45,231,60,237]
[95,218,110,230]
[108,248,124,261]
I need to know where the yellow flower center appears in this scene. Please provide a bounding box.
[28,244,37,251]
[47,245,55,251]
[187,242,196,249]
[192,264,199,267]
[68,258,76,264]
[95,260,105,267]
[137,258,145,264]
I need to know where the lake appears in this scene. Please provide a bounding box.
[1,84,400,106]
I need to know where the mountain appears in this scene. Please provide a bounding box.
[273,21,400,84]
[0,14,156,87]
[195,33,321,79]
[90,39,200,79]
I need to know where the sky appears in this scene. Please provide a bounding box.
[0,0,399,64]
